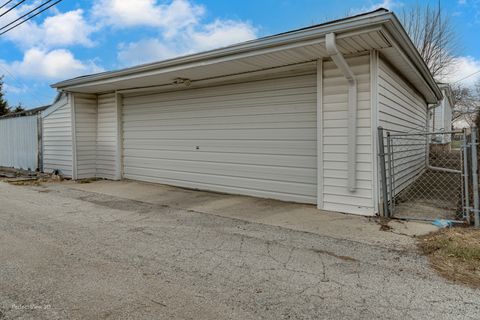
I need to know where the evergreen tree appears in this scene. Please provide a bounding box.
[13,103,25,113]
[0,76,10,116]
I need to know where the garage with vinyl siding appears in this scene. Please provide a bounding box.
[49,10,445,216]
[122,72,317,204]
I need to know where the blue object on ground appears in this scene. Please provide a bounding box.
[432,219,453,228]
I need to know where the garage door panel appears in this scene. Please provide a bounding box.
[123,139,316,156]
[124,76,316,105]
[122,101,316,121]
[124,121,316,131]
[124,89,316,111]
[122,73,317,204]
[124,174,316,204]
[123,114,316,129]
[124,128,316,140]
[123,143,315,156]
[123,150,316,168]
[123,157,316,183]
[124,167,316,198]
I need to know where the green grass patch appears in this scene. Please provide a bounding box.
[450,140,462,149]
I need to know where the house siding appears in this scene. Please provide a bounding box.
[42,95,73,177]
[443,97,452,141]
[377,56,428,195]
[431,90,452,143]
[74,93,97,179]
[96,93,118,179]
[321,54,374,215]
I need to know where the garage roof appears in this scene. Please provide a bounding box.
[52,8,442,104]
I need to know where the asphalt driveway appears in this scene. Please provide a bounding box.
[0,181,478,319]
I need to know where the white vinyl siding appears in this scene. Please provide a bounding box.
[378,59,427,132]
[74,94,97,179]
[432,102,443,132]
[96,93,117,179]
[122,73,317,204]
[443,97,452,142]
[431,91,452,143]
[321,54,374,215]
[377,56,428,195]
[0,115,39,170]
[42,95,73,177]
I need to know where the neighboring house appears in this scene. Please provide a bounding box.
[430,83,454,143]
[0,105,49,171]
[45,9,443,216]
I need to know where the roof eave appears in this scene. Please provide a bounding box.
[51,10,392,90]
[52,9,442,106]
[383,13,443,103]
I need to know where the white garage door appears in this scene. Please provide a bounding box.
[122,73,317,204]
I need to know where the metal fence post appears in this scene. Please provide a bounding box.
[386,132,394,216]
[463,129,470,223]
[471,126,479,228]
[378,127,389,217]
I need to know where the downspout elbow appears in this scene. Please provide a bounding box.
[326,33,358,192]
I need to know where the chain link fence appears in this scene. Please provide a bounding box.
[378,127,480,226]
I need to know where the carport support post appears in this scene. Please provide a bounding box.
[37,113,43,173]
[471,126,479,228]
[377,127,389,217]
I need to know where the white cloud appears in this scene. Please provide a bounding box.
[442,56,480,87]
[186,19,257,51]
[3,83,28,95]
[351,0,403,14]
[118,39,179,66]
[93,0,204,36]
[117,19,257,66]
[2,8,94,49]
[1,48,103,80]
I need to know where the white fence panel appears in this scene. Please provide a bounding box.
[0,115,39,170]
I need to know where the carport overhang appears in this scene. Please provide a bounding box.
[52,9,442,104]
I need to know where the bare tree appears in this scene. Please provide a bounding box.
[452,81,480,127]
[399,2,458,79]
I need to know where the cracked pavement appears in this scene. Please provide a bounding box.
[0,182,478,319]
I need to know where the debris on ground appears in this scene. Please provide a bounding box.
[0,167,65,185]
[432,219,454,228]
[377,217,393,231]
[418,227,480,288]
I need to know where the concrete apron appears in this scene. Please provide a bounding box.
[62,179,438,250]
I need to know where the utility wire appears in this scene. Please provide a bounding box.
[0,0,64,107]
[453,70,480,84]
[0,0,15,10]
[0,0,62,36]
[0,0,53,31]
[0,64,47,107]
[0,0,26,18]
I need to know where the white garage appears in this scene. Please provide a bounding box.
[47,9,442,216]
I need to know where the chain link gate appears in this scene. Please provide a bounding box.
[378,127,480,226]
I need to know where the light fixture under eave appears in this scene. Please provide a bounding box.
[172,77,192,87]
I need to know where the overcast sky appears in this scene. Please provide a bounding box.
[0,0,479,108]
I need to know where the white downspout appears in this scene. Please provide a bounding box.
[325,33,358,192]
